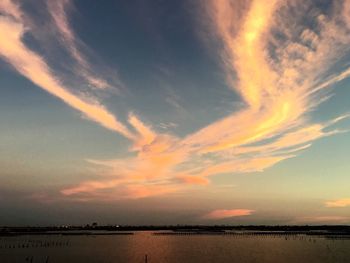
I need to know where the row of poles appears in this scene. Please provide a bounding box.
[0,240,69,249]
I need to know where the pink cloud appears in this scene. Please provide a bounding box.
[203,209,254,220]
[0,8,134,139]
[177,176,210,186]
[2,0,350,202]
[59,0,350,201]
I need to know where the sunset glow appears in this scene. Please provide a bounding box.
[0,0,350,225]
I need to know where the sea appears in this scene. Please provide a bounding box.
[0,231,349,263]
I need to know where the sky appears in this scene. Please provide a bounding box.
[0,0,350,226]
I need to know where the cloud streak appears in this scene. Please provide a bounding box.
[326,198,350,208]
[47,0,112,89]
[0,1,134,139]
[203,209,254,220]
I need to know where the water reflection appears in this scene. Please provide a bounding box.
[0,232,349,263]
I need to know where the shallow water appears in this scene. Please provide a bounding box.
[0,232,349,263]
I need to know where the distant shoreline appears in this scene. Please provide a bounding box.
[1,225,349,236]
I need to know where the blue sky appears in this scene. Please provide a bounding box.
[0,0,350,225]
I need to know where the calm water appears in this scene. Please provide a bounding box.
[0,232,349,263]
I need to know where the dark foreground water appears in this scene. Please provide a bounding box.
[0,232,349,263]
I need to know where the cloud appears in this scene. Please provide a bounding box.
[0,0,21,20]
[0,1,134,139]
[61,133,188,199]
[2,0,350,201]
[195,0,350,153]
[325,198,350,208]
[203,209,254,220]
[61,179,180,200]
[158,122,178,130]
[177,175,210,186]
[62,0,350,201]
[47,0,112,89]
[128,113,157,150]
[209,0,280,110]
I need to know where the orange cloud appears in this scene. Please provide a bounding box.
[325,199,350,208]
[128,113,157,150]
[61,0,350,201]
[61,179,124,196]
[177,176,210,186]
[61,133,187,198]
[197,0,350,154]
[2,0,350,201]
[62,0,350,201]
[61,179,180,200]
[0,0,21,20]
[0,5,134,139]
[124,184,180,199]
[203,209,254,220]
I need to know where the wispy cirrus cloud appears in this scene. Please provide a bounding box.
[1,0,350,202]
[47,0,113,90]
[61,0,350,201]
[325,198,350,208]
[0,1,134,139]
[203,209,254,220]
[196,0,350,152]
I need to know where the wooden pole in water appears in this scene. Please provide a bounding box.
[145,254,148,263]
